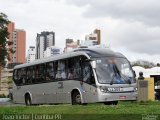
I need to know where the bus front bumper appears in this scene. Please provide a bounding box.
[98,92,138,102]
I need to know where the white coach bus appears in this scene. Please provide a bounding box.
[12,48,137,105]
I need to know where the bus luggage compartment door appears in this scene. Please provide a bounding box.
[57,81,66,103]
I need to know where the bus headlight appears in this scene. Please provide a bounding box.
[100,86,108,93]
[134,87,138,92]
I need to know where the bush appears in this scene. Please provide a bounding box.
[0,94,7,98]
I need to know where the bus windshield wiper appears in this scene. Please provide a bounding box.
[120,74,131,84]
[110,64,119,85]
[110,74,115,85]
[112,64,131,84]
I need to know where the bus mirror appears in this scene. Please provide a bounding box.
[91,61,96,69]
[133,70,136,78]
[85,59,92,62]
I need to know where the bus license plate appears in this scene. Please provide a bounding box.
[119,96,126,100]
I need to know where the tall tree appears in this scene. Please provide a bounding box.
[0,13,11,91]
[0,13,10,67]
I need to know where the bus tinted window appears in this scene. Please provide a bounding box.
[13,69,19,85]
[35,64,45,83]
[68,57,82,80]
[32,66,36,83]
[17,69,23,85]
[21,68,26,84]
[74,57,81,79]
[46,62,55,81]
[55,60,67,80]
[82,56,95,84]
[26,67,35,84]
[13,69,18,81]
[68,59,74,80]
[13,55,92,85]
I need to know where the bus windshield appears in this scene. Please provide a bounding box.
[95,57,135,84]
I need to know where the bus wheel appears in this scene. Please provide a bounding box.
[104,101,118,105]
[104,102,112,105]
[82,103,88,105]
[112,101,118,105]
[72,91,81,105]
[25,94,32,106]
[9,93,13,100]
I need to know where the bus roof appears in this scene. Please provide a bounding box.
[73,48,126,58]
[14,51,89,69]
[14,48,126,69]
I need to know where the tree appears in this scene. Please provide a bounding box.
[132,60,155,68]
[0,13,11,66]
[0,13,11,91]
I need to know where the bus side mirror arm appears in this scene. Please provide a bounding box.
[133,70,136,78]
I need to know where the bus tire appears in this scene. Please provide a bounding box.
[104,101,118,105]
[9,93,13,100]
[112,101,118,105]
[25,94,32,106]
[82,103,88,105]
[72,91,81,105]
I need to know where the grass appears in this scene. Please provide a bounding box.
[0,101,160,120]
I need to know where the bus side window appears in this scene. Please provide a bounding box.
[55,61,61,80]
[68,57,81,80]
[73,57,81,80]
[22,68,26,84]
[16,69,19,85]
[17,69,22,85]
[32,66,36,83]
[13,69,18,84]
[35,65,40,83]
[46,62,55,81]
[68,58,74,80]
[82,57,95,85]
[26,67,33,84]
[56,60,67,80]
[37,64,45,83]
[62,60,67,80]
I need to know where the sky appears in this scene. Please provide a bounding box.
[0,0,160,63]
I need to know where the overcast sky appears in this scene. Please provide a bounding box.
[0,0,160,63]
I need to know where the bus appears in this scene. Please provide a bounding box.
[11,48,137,105]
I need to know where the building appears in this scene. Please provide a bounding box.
[94,29,101,45]
[64,39,79,53]
[7,22,15,64]
[36,31,55,59]
[12,29,26,64]
[27,46,36,63]
[83,29,101,46]
[7,22,26,68]
[44,46,63,58]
